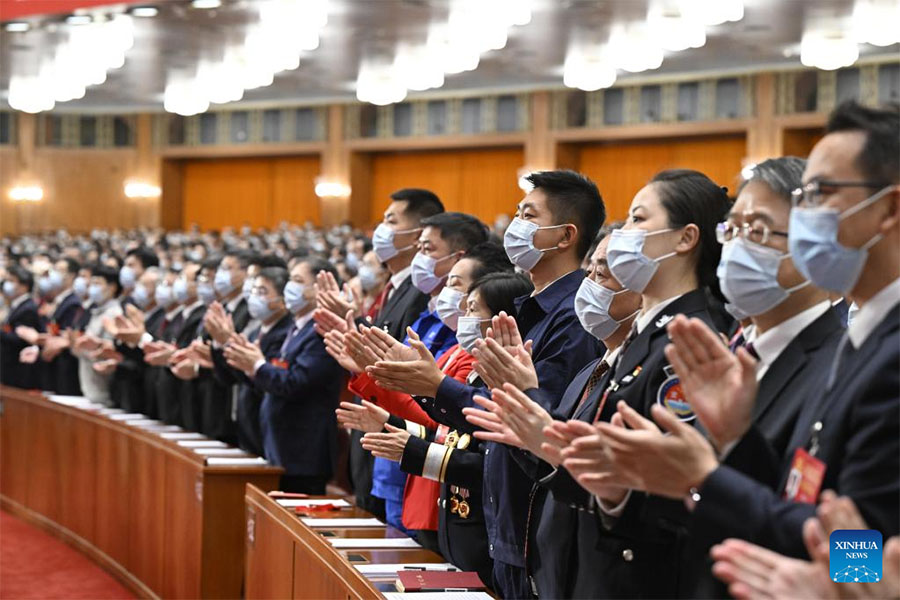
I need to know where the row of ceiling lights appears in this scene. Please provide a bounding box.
[3,0,899,114]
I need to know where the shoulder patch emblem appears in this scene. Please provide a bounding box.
[656,365,695,421]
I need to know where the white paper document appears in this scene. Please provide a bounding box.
[206,457,268,466]
[383,594,491,600]
[177,440,228,448]
[276,498,352,508]
[301,518,383,528]
[192,447,247,456]
[159,432,206,440]
[328,538,421,549]
[354,563,458,577]
[46,395,95,408]
[125,419,160,426]
[108,413,146,421]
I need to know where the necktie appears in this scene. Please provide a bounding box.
[279,324,298,355]
[728,327,745,353]
[374,281,393,321]
[576,359,611,411]
[744,341,760,361]
[825,330,852,393]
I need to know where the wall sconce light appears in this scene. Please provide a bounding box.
[314,178,351,198]
[9,185,44,202]
[124,181,161,198]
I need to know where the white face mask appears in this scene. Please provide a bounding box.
[435,287,466,331]
[411,252,454,294]
[372,223,419,263]
[574,277,638,341]
[456,316,489,353]
[607,228,677,293]
[503,217,567,272]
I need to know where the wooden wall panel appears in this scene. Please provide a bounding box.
[782,127,824,159]
[573,134,747,222]
[1,148,160,235]
[181,155,320,231]
[369,147,524,227]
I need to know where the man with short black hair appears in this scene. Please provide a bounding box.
[1,265,41,389]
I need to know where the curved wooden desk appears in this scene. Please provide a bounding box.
[245,485,448,599]
[0,386,283,599]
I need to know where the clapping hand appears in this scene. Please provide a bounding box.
[366,328,444,397]
[336,399,390,433]
[360,424,411,463]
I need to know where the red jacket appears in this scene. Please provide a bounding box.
[347,344,475,530]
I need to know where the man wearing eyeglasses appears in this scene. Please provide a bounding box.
[554,101,899,584]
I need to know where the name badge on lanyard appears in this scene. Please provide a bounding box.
[784,420,827,504]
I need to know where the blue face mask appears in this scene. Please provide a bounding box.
[155,284,174,308]
[283,281,308,313]
[38,276,55,296]
[73,276,88,298]
[173,278,190,303]
[248,294,276,321]
[3,280,18,297]
[214,269,235,296]
[717,238,809,317]
[357,265,379,292]
[88,283,107,305]
[119,266,137,289]
[133,285,152,310]
[242,277,254,300]
[198,282,216,305]
[788,186,891,294]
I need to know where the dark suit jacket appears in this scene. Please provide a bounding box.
[350,275,429,514]
[157,305,206,427]
[692,305,899,560]
[211,311,293,456]
[1,297,42,389]
[42,291,83,395]
[255,318,344,477]
[198,298,250,441]
[110,306,164,413]
[529,289,718,599]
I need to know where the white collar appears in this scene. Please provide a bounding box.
[225,293,243,313]
[182,300,204,319]
[54,288,74,308]
[601,344,622,368]
[389,265,412,290]
[9,293,30,310]
[635,294,683,334]
[848,278,900,349]
[165,306,183,320]
[294,310,315,332]
[748,300,832,366]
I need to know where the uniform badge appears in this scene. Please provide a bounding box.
[269,357,288,369]
[655,314,674,329]
[656,365,695,421]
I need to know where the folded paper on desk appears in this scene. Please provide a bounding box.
[46,395,97,409]
[355,563,458,577]
[177,440,228,448]
[206,457,268,466]
[108,413,145,421]
[277,498,351,508]
[383,593,491,600]
[301,518,383,528]
[97,408,125,415]
[125,419,161,426]
[328,538,421,549]
[159,432,206,440]
[192,447,247,456]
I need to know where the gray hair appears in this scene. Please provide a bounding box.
[738,156,807,202]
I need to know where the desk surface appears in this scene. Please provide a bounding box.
[245,484,453,600]
[0,386,282,599]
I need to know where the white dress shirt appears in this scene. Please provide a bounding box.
[747,300,832,381]
[848,278,900,350]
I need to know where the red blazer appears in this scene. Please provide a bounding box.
[347,344,475,530]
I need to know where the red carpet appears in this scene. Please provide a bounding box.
[0,510,134,599]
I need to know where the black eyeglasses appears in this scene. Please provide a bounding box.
[716,221,788,245]
[791,180,890,208]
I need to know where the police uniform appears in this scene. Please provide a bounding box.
[527,288,720,598]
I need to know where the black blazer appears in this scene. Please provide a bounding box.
[1,297,42,389]
[529,289,719,599]
[692,304,899,560]
[210,312,294,456]
[349,275,429,515]
[42,291,83,395]
[110,306,165,413]
[157,305,207,427]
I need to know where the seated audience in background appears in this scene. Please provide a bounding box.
[1,265,42,389]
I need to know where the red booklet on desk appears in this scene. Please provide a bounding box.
[396,570,485,592]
